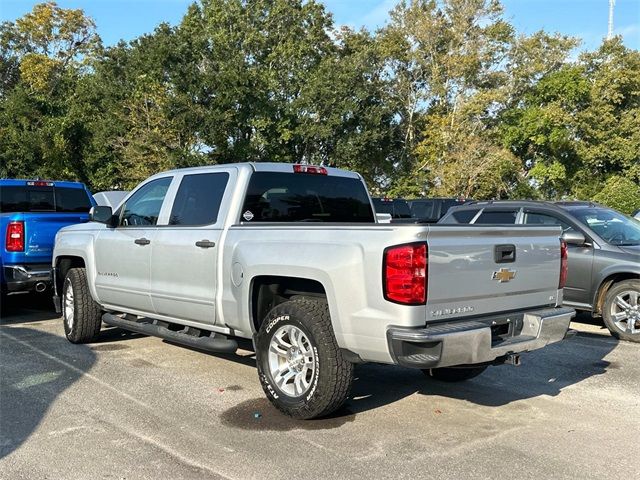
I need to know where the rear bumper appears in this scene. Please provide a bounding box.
[387,307,576,369]
[3,264,51,293]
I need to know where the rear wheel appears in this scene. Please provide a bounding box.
[255,297,354,419]
[602,280,640,343]
[423,365,488,382]
[63,268,102,343]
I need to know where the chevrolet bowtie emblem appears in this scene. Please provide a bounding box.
[492,268,516,283]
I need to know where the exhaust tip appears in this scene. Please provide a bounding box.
[35,282,47,293]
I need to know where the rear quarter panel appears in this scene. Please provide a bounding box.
[222,224,432,363]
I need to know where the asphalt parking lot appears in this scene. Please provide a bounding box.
[1,293,639,480]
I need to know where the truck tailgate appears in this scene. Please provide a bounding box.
[425,225,562,322]
[1,213,89,264]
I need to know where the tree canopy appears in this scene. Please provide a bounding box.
[1,0,638,212]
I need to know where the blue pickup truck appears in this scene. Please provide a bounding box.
[1,179,95,296]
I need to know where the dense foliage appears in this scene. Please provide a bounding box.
[1,1,638,211]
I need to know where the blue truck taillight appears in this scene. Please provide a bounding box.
[6,221,25,252]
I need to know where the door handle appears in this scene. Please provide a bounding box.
[134,238,151,246]
[195,240,216,248]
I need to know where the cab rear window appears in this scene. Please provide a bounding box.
[241,172,374,223]
[0,186,92,213]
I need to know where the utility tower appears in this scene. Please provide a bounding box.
[607,0,615,39]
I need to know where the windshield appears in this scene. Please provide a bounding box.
[570,207,640,246]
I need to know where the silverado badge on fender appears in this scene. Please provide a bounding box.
[492,268,516,283]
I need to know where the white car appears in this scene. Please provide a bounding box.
[92,191,129,209]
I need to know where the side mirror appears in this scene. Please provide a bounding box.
[376,213,392,224]
[90,206,116,227]
[562,231,586,246]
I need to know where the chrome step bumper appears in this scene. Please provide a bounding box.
[387,307,576,369]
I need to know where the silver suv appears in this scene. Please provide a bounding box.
[440,200,640,342]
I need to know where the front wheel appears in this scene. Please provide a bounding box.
[255,298,354,419]
[602,280,640,343]
[423,365,488,382]
[62,268,102,343]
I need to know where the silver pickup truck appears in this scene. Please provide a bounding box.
[52,163,575,419]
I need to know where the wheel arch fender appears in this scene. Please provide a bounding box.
[247,271,342,342]
[591,267,640,315]
[54,233,100,304]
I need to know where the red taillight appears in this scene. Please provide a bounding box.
[384,243,427,305]
[6,221,25,252]
[559,239,568,289]
[293,164,328,175]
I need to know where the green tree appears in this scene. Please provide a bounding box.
[592,176,640,214]
[0,2,100,182]
[380,0,519,198]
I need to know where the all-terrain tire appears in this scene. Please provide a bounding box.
[423,365,488,382]
[62,268,102,343]
[255,297,354,419]
[602,279,640,343]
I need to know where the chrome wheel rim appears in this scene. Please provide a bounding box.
[267,325,316,397]
[610,289,639,335]
[64,281,75,331]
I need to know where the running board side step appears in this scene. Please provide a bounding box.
[102,313,238,354]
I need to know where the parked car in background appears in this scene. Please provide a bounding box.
[93,190,129,209]
[1,179,95,297]
[371,197,412,222]
[633,209,640,221]
[52,163,573,419]
[408,197,470,223]
[440,200,640,342]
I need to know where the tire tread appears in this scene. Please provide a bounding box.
[257,297,354,419]
[64,268,102,343]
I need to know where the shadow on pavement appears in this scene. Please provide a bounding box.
[103,322,619,421]
[0,327,96,459]
[338,332,619,415]
[0,292,59,325]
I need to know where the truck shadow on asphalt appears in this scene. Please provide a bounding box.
[219,332,620,429]
[344,333,618,414]
[0,326,96,460]
[0,293,58,325]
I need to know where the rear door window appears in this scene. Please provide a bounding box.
[242,172,374,223]
[474,209,519,224]
[169,173,229,226]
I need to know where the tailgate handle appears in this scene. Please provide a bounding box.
[494,244,516,263]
